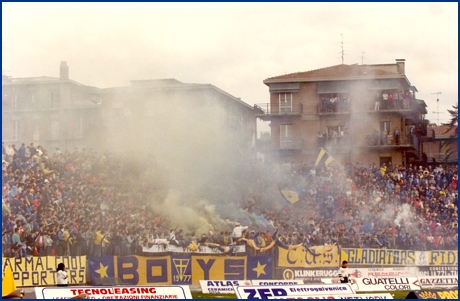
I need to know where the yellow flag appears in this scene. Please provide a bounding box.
[2,264,16,297]
[280,189,299,204]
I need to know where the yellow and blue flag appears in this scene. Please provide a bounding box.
[315,148,336,166]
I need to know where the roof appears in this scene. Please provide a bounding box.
[431,124,458,139]
[2,76,89,87]
[264,63,405,84]
[104,78,255,111]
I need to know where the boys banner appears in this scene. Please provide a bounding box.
[277,245,339,268]
[88,255,273,285]
[2,256,86,287]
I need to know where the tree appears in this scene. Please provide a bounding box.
[440,104,458,163]
[443,104,458,135]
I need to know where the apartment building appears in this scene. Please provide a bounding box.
[2,62,102,151]
[423,124,458,165]
[258,59,434,166]
[2,62,261,157]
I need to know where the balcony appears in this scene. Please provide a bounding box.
[255,103,303,121]
[277,138,304,155]
[363,133,419,153]
[317,102,350,115]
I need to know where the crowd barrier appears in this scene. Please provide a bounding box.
[2,246,458,288]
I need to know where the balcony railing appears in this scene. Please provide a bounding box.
[255,103,303,116]
[279,138,304,150]
[317,103,350,114]
[363,133,419,152]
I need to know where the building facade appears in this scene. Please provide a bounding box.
[2,63,261,158]
[258,59,434,167]
[423,124,458,165]
[100,79,260,159]
[2,62,102,152]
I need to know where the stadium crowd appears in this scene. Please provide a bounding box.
[2,142,458,258]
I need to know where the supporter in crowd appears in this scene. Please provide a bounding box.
[1,142,458,259]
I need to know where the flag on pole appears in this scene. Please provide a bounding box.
[2,264,16,297]
[279,188,299,204]
[315,147,336,166]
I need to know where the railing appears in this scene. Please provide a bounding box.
[255,103,303,116]
[279,138,304,150]
[426,152,458,163]
[363,133,419,150]
[317,102,350,114]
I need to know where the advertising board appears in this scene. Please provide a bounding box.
[234,283,355,299]
[34,286,193,299]
[353,277,420,292]
[199,280,251,294]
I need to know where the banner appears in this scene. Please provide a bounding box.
[234,283,355,299]
[199,280,252,294]
[34,286,192,299]
[277,244,339,268]
[427,250,458,266]
[247,256,274,280]
[353,277,420,292]
[417,266,458,277]
[341,248,416,266]
[191,256,247,284]
[88,256,171,285]
[275,268,339,283]
[409,289,458,299]
[143,243,245,254]
[171,254,192,285]
[2,256,86,287]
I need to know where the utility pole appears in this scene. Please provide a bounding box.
[431,92,443,125]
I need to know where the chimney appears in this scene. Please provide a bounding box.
[395,59,405,75]
[60,61,69,80]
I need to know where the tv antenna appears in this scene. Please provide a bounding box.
[361,52,365,65]
[431,92,443,125]
[340,34,345,64]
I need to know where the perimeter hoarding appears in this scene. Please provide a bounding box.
[2,256,86,287]
[268,293,394,299]
[234,283,355,299]
[34,286,193,299]
[199,280,252,294]
[354,277,420,292]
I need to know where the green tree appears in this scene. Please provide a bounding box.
[440,104,458,163]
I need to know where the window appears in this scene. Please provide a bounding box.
[279,93,292,113]
[51,120,59,140]
[12,94,17,110]
[280,124,292,149]
[12,120,18,140]
[76,117,83,138]
[51,92,57,108]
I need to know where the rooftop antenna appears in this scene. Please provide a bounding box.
[340,34,344,64]
[361,52,365,65]
[431,92,443,125]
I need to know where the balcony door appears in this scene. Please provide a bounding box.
[279,93,292,113]
[280,124,292,149]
